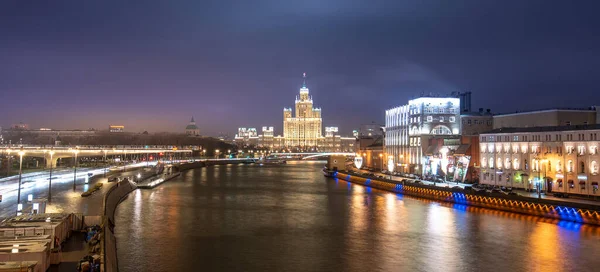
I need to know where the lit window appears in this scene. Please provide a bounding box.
[427,116,433,122]
[592,161,599,175]
[449,116,455,122]
[440,116,445,122]
[497,158,503,169]
[482,158,488,168]
[556,160,562,172]
[513,158,519,170]
[489,158,494,169]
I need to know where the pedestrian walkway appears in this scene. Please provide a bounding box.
[48,232,89,272]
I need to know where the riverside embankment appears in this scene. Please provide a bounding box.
[332,171,600,225]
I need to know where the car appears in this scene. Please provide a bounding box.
[413,180,422,184]
[553,192,569,198]
[451,186,463,192]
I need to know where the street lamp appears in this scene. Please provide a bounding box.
[6,148,12,177]
[379,153,383,171]
[203,149,207,159]
[16,148,25,215]
[215,149,220,159]
[72,148,79,191]
[48,149,55,203]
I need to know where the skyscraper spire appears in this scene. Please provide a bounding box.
[190,116,195,123]
[302,72,307,88]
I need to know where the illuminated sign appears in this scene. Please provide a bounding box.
[354,156,363,169]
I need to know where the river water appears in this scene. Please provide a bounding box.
[114,162,600,272]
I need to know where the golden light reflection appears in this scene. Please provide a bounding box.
[528,223,564,271]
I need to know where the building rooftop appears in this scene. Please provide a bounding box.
[495,107,597,116]
[483,124,600,134]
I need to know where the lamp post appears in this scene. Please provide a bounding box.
[48,149,55,203]
[123,150,127,172]
[203,149,207,159]
[103,150,108,177]
[72,148,79,191]
[16,148,25,215]
[215,149,220,159]
[6,148,12,177]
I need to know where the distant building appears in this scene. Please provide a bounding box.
[461,108,494,136]
[109,125,125,133]
[234,127,259,147]
[283,73,323,147]
[258,126,274,148]
[493,107,599,129]
[11,123,28,130]
[185,117,200,136]
[359,123,383,137]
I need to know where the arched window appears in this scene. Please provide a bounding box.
[567,160,573,173]
[513,158,519,170]
[430,125,452,135]
[489,157,494,169]
[505,158,511,169]
[556,160,562,172]
[497,158,503,169]
[580,161,585,174]
[592,161,599,175]
[481,158,487,168]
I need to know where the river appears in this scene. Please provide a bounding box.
[114,162,600,271]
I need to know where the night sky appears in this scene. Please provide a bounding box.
[1,1,599,136]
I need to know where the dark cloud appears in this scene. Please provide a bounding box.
[1,0,599,135]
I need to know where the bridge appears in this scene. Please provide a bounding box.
[0,145,192,167]
[268,152,356,160]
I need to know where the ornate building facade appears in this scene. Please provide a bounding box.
[479,125,600,197]
[283,74,323,147]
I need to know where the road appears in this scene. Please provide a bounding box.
[0,162,158,218]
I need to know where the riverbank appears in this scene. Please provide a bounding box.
[329,171,600,225]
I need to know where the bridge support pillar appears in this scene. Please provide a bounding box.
[46,156,59,168]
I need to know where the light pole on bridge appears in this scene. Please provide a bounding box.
[48,149,55,203]
[16,147,25,215]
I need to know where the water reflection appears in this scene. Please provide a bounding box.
[114,163,600,272]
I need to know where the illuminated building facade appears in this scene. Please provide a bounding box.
[109,125,125,133]
[385,96,461,175]
[479,124,600,197]
[283,74,323,148]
